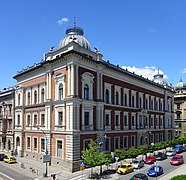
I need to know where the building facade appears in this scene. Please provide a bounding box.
[13,24,175,172]
[0,87,15,152]
[174,78,186,136]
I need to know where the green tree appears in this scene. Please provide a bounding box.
[81,140,107,176]
[171,175,186,180]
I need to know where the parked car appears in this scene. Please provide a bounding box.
[147,165,164,177]
[0,153,7,161]
[144,156,156,164]
[166,149,177,156]
[117,163,133,175]
[155,152,167,161]
[4,156,17,164]
[130,173,148,180]
[131,159,144,169]
[172,145,184,154]
[170,155,184,165]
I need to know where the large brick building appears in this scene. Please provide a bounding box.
[13,24,175,172]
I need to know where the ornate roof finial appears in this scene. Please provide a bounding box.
[180,77,183,82]
[157,67,160,74]
[74,17,76,28]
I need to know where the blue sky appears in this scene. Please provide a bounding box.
[0,0,186,89]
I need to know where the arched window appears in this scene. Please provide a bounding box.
[41,88,45,103]
[34,90,37,104]
[84,84,89,100]
[59,84,63,100]
[115,91,119,105]
[105,89,109,103]
[124,94,127,106]
[27,92,31,105]
[18,94,21,105]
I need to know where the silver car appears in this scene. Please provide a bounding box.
[131,159,144,169]
[166,150,176,156]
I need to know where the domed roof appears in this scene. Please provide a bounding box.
[175,78,186,90]
[58,23,91,50]
[153,72,168,86]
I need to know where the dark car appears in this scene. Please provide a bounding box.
[130,173,148,180]
[155,152,167,161]
[0,153,7,161]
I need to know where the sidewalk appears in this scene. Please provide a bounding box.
[159,163,186,180]
[0,150,91,180]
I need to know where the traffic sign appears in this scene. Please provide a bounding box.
[80,161,85,167]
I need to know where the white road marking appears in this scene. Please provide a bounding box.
[0,172,14,180]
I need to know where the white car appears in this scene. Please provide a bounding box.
[131,159,144,169]
[166,150,176,156]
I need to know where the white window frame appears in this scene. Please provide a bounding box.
[33,137,38,152]
[105,110,111,130]
[115,111,121,130]
[55,73,66,101]
[123,112,129,129]
[114,136,120,150]
[81,72,94,101]
[56,139,64,159]
[123,136,128,149]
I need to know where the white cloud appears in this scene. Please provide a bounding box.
[121,66,167,80]
[182,68,186,73]
[57,17,68,25]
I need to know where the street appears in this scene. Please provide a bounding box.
[0,162,31,180]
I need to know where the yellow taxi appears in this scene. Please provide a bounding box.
[4,156,17,164]
[117,163,133,175]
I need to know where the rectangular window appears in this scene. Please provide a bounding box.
[115,137,120,150]
[132,116,135,126]
[124,115,128,126]
[84,112,89,126]
[131,135,135,147]
[105,114,110,126]
[17,115,20,126]
[27,137,30,149]
[41,138,45,152]
[34,115,37,126]
[58,112,63,126]
[27,115,30,127]
[34,138,37,151]
[115,115,119,126]
[57,140,62,158]
[84,140,91,150]
[123,136,128,149]
[105,138,110,151]
[41,114,45,126]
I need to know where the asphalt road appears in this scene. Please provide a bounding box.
[0,161,31,180]
[117,151,186,180]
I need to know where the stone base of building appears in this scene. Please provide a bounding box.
[23,151,80,172]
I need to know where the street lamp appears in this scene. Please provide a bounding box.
[37,127,50,178]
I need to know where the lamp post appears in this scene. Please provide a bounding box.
[37,127,50,178]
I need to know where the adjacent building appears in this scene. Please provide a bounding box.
[174,78,186,136]
[0,87,15,151]
[13,24,175,172]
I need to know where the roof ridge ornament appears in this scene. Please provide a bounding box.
[74,17,76,29]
